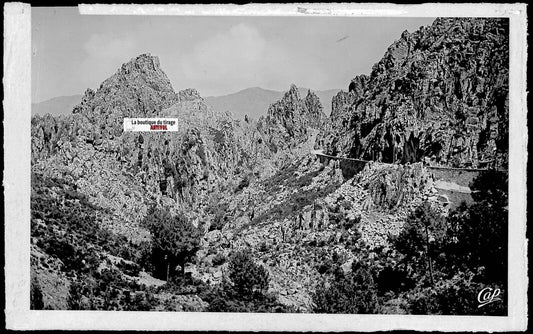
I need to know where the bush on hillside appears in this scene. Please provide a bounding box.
[142,207,203,280]
[202,249,291,313]
[387,170,508,314]
[313,261,379,314]
[228,250,270,299]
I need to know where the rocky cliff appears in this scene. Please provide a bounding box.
[317,18,509,169]
[73,53,178,122]
[31,56,333,229]
[258,84,327,153]
[31,54,275,223]
[32,54,177,161]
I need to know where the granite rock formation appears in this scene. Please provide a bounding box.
[317,18,509,169]
[258,84,327,153]
[31,54,276,219]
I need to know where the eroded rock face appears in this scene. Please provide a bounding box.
[258,84,327,153]
[317,18,509,168]
[73,54,180,138]
[32,54,178,162]
[31,53,273,213]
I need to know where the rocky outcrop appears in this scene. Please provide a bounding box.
[31,53,276,216]
[202,151,446,310]
[31,113,93,163]
[258,85,327,153]
[317,18,509,169]
[32,54,179,162]
[73,54,179,134]
[302,89,326,129]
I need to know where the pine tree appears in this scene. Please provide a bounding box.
[143,207,202,280]
[228,250,270,299]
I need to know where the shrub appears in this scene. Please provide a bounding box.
[116,259,141,277]
[228,250,270,299]
[388,170,509,314]
[376,264,414,294]
[68,269,158,311]
[204,277,290,313]
[142,207,203,280]
[41,238,77,268]
[212,253,226,266]
[444,200,507,284]
[258,241,269,253]
[442,170,508,285]
[207,200,228,232]
[469,170,508,207]
[134,240,154,272]
[341,215,361,230]
[341,200,353,211]
[313,261,379,314]
[408,271,506,315]
[392,201,447,285]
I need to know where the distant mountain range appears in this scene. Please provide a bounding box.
[32,95,83,117]
[205,87,340,121]
[32,87,340,120]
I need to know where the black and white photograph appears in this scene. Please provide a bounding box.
[4,3,528,331]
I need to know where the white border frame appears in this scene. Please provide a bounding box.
[4,3,528,331]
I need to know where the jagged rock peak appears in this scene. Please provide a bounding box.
[178,88,203,102]
[348,75,369,98]
[282,84,301,101]
[304,90,326,129]
[267,85,307,119]
[288,83,299,93]
[304,89,319,101]
[304,90,320,107]
[258,85,328,153]
[69,53,181,139]
[121,53,161,70]
[114,53,175,94]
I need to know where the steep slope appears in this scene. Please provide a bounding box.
[317,18,509,169]
[32,95,83,116]
[202,153,445,311]
[31,54,278,241]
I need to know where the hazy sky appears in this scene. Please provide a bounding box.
[32,7,435,103]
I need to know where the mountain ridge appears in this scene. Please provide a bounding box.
[205,87,339,121]
[33,86,340,120]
